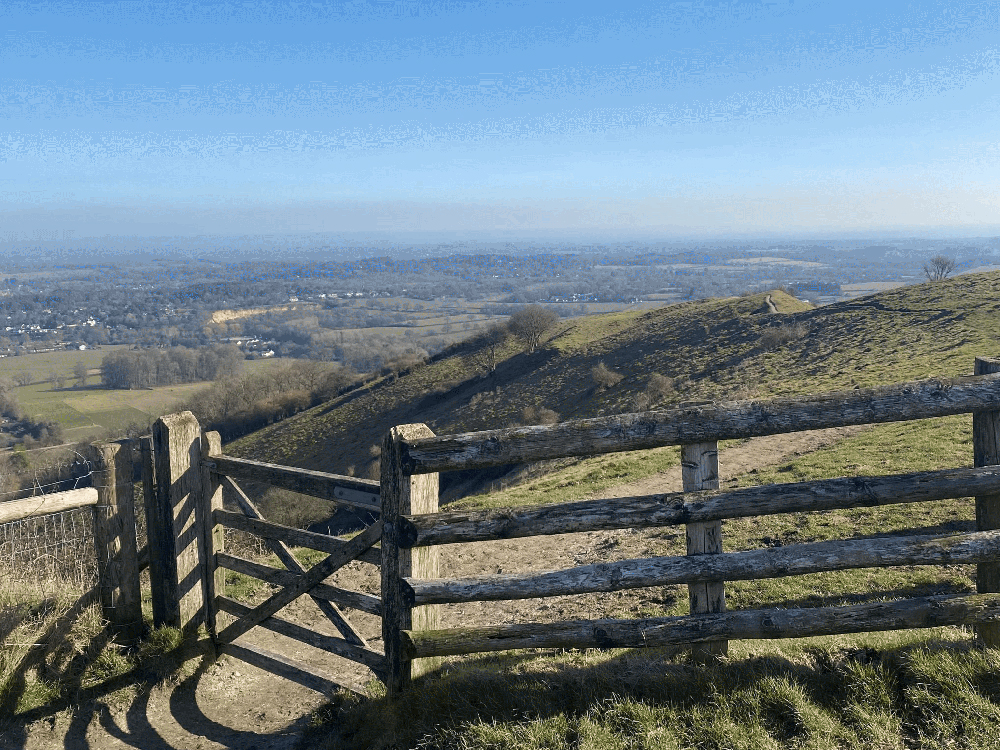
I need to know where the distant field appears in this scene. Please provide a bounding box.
[0,345,131,384]
[10,356,290,441]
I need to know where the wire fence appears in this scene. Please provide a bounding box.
[0,507,98,588]
[0,450,147,595]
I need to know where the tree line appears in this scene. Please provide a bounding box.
[99,345,245,390]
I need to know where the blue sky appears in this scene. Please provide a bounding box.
[2,0,999,240]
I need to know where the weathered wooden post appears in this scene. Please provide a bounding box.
[140,435,170,628]
[381,423,440,698]
[200,430,225,635]
[973,356,1000,647]
[92,440,143,644]
[682,440,727,660]
[151,411,208,633]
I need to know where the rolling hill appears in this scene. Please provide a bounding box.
[226,271,1000,497]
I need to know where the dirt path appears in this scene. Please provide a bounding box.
[4,427,865,749]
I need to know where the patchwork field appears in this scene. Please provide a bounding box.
[5,353,290,442]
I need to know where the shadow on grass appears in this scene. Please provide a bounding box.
[315,636,1000,750]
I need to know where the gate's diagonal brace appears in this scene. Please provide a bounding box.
[222,476,369,648]
[216,519,383,646]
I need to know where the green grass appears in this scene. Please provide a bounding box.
[8,356,291,441]
[316,633,1000,750]
[0,345,130,383]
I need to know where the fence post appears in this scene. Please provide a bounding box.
[381,423,440,698]
[92,440,143,644]
[140,435,170,628]
[973,356,1000,647]
[151,411,207,633]
[200,430,225,636]
[682,440,727,660]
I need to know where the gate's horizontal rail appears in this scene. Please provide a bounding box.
[209,455,380,511]
[399,372,1000,473]
[400,465,1000,547]
[405,529,1000,605]
[403,592,1000,658]
[220,641,367,697]
[215,509,381,566]
[217,596,386,673]
[216,552,382,616]
[0,487,98,524]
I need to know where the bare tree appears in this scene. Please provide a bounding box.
[469,323,509,375]
[13,370,33,387]
[508,305,560,352]
[924,255,957,281]
[73,360,89,387]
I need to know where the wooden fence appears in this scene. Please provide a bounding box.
[6,356,1000,702]
[379,356,1000,696]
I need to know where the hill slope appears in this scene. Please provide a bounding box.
[228,273,1000,489]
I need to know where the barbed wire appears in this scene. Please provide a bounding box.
[0,451,97,502]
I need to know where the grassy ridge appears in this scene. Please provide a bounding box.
[230,273,1000,486]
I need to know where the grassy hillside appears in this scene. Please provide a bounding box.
[229,273,1000,485]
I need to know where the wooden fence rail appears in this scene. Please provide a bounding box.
[398,465,1000,547]
[405,529,1000,605]
[208,455,380,511]
[402,593,1000,658]
[398,371,1000,473]
[0,487,99,524]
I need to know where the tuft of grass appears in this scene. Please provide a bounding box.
[314,633,1000,750]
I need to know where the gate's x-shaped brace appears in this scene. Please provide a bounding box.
[214,476,385,680]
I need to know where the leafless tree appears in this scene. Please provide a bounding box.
[469,323,509,375]
[924,255,957,281]
[508,305,560,352]
[73,360,89,387]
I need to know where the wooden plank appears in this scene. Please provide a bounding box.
[399,372,1000,473]
[682,441,726,659]
[222,475,370,647]
[0,487,98,524]
[973,356,1000,647]
[216,552,382,616]
[405,529,1000,605]
[152,412,207,632]
[216,596,385,673]
[209,455,380,511]
[92,441,142,644]
[400,465,1000,548]
[200,431,225,639]
[402,592,1000,658]
[214,508,381,566]
[220,642,366,697]
[140,436,170,628]
[215,520,382,646]
[382,423,440,699]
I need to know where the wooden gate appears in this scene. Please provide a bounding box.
[147,412,386,696]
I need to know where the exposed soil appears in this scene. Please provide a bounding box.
[3,426,865,750]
